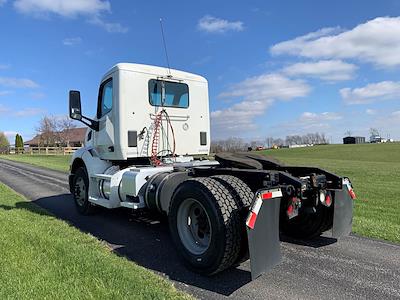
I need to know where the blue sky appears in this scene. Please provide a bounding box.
[1,0,400,143]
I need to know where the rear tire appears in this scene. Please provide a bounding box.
[211,175,253,264]
[72,167,95,215]
[168,177,242,275]
[280,203,333,239]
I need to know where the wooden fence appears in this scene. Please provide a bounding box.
[4,146,80,155]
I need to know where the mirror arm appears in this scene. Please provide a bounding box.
[81,115,99,131]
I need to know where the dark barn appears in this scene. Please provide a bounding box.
[343,136,365,144]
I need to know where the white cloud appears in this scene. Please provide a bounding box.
[29,92,46,99]
[14,0,110,17]
[282,60,357,81]
[13,108,45,117]
[88,16,128,33]
[340,81,400,104]
[198,15,244,33]
[211,99,274,133]
[219,73,310,101]
[271,17,400,68]
[0,104,9,114]
[211,73,310,137]
[13,0,127,33]
[4,131,18,138]
[0,105,44,117]
[0,77,39,88]
[366,109,376,115]
[0,90,12,96]
[392,111,400,118]
[62,37,82,46]
[299,112,342,123]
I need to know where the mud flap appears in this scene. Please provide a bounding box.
[246,188,282,280]
[332,178,354,238]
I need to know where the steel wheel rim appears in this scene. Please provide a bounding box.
[74,177,86,206]
[177,198,211,255]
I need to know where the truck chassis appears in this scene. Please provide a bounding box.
[69,150,354,279]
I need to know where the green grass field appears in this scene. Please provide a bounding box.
[1,143,399,244]
[0,154,71,172]
[262,143,400,243]
[0,183,191,300]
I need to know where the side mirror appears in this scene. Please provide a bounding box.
[68,90,99,131]
[69,90,82,120]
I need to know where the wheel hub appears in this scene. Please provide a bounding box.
[74,177,86,206]
[177,198,211,255]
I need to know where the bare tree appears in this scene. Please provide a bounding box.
[0,131,9,154]
[369,128,380,137]
[272,138,284,147]
[36,116,58,146]
[265,137,274,148]
[344,130,352,137]
[57,116,77,146]
[210,137,247,153]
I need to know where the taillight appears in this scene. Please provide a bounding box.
[319,190,332,207]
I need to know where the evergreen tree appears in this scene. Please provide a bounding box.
[19,135,24,148]
[14,134,24,153]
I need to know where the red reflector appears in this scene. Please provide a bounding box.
[326,195,332,206]
[287,204,294,216]
[261,192,273,200]
[348,189,356,199]
[247,212,257,229]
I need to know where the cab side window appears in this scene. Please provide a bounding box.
[98,78,113,118]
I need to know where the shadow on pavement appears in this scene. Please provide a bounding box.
[280,234,337,248]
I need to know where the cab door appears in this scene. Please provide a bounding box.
[94,77,115,159]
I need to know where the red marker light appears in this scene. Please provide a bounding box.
[325,194,332,206]
[287,204,294,216]
[261,192,273,200]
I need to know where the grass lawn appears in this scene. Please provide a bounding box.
[0,154,71,172]
[1,143,399,244]
[0,183,191,300]
[262,143,400,243]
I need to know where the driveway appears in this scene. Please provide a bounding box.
[0,158,399,299]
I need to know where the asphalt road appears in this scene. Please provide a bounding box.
[0,158,399,299]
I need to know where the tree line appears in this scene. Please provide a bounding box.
[0,115,77,154]
[211,132,329,153]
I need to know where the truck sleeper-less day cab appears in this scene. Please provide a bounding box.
[68,63,355,279]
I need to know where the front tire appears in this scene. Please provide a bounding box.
[168,177,242,275]
[72,167,95,215]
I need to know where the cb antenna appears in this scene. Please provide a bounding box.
[159,18,172,77]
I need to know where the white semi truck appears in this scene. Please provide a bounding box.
[68,63,355,279]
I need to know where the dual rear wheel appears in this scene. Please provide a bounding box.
[168,176,253,275]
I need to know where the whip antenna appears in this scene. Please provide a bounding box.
[159,18,172,76]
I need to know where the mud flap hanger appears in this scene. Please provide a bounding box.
[331,177,355,238]
[246,188,282,280]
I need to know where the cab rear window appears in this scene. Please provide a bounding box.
[149,79,189,108]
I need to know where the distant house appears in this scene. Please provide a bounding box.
[25,127,87,147]
[370,135,386,143]
[343,136,365,144]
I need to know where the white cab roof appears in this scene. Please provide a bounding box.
[103,63,207,83]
